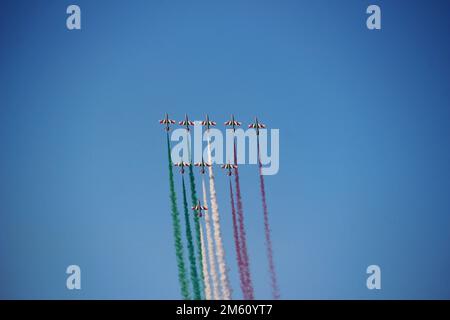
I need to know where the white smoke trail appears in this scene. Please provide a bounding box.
[206,133,232,300]
[199,224,212,300]
[202,177,221,300]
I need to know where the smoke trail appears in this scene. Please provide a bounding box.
[182,175,202,300]
[233,142,254,299]
[202,177,221,300]
[187,132,205,298]
[188,165,205,296]
[206,132,232,300]
[166,133,190,299]
[257,137,280,299]
[200,224,211,300]
[229,179,248,299]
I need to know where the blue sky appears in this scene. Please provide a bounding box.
[1,0,450,299]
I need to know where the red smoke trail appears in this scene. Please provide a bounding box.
[229,179,248,299]
[233,143,254,299]
[257,137,280,300]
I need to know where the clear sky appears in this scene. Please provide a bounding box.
[1,0,450,299]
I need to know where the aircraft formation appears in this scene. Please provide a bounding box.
[160,114,266,221]
[159,113,265,135]
[160,113,267,178]
[160,113,279,300]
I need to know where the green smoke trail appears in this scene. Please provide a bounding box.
[182,175,202,300]
[188,164,205,297]
[186,130,205,299]
[166,133,190,299]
